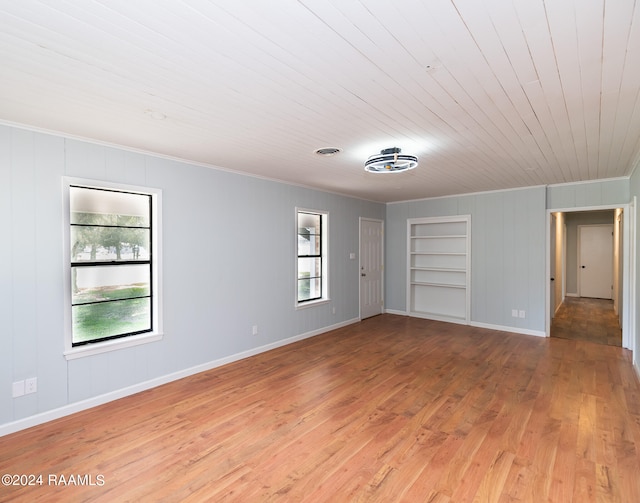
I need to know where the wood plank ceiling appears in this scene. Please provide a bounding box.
[1,0,639,202]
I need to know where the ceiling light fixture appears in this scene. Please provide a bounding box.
[364,147,418,173]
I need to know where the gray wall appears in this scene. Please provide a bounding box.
[547,178,630,209]
[385,186,547,333]
[0,125,384,430]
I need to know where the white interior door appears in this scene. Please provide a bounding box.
[360,218,384,319]
[579,224,613,299]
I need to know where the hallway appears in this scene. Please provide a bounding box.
[551,296,622,347]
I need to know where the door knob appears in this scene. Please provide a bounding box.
[581,265,586,268]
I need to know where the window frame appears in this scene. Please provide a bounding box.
[296,208,329,308]
[63,177,163,359]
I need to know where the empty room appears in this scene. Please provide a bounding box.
[1,1,640,502]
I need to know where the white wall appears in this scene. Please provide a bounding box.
[0,125,385,433]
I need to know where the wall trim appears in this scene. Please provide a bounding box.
[0,318,359,438]
[0,119,379,204]
[385,310,546,337]
[547,176,631,189]
[387,183,547,205]
[469,321,547,338]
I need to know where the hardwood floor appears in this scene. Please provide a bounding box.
[551,297,622,347]
[1,314,640,502]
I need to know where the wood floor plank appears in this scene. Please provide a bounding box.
[1,314,640,502]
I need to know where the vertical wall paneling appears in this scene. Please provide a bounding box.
[547,178,630,209]
[386,186,547,334]
[384,202,409,313]
[33,133,67,412]
[1,124,385,432]
[0,127,14,424]
[10,129,39,420]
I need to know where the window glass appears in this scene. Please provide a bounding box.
[70,186,153,346]
[297,210,325,303]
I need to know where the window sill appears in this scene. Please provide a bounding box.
[295,298,330,310]
[64,332,163,360]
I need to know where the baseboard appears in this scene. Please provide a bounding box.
[0,318,360,438]
[469,321,547,338]
[384,310,547,338]
[565,293,579,297]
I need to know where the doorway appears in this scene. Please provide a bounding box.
[359,218,384,319]
[548,208,627,347]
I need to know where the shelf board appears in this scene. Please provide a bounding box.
[410,235,466,239]
[411,267,466,272]
[409,311,467,323]
[411,281,466,289]
[410,252,466,256]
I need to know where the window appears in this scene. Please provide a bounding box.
[64,178,162,358]
[296,209,328,305]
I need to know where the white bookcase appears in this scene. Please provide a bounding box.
[407,215,470,323]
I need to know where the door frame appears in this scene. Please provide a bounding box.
[359,217,384,319]
[546,203,636,352]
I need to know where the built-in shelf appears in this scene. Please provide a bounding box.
[407,216,471,323]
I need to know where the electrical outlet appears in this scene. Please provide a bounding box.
[12,380,25,398]
[518,310,526,319]
[252,325,258,336]
[511,309,518,318]
[25,377,37,394]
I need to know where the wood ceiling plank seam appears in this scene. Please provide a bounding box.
[440,48,544,173]
[603,87,640,175]
[30,0,362,124]
[376,0,544,174]
[598,0,635,176]
[514,0,584,182]
[320,0,446,89]
[520,80,574,183]
[543,0,593,181]
[354,0,439,69]
[602,0,640,174]
[290,1,498,148]
[0,42,290,139]
[445,0,547,173]
[392,0,552,179]
[1,2,202,88]
[574,0,605,180]
[0,25,262,125]
[610,93,640,176]
[485,0,571,177]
